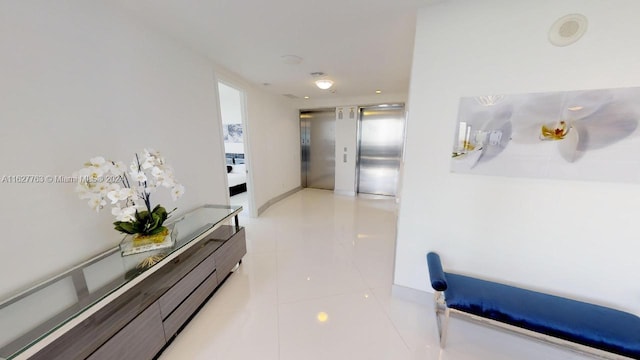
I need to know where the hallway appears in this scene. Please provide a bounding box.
[159,189,592,360]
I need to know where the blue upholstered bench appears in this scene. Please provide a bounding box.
[426,252,640,359]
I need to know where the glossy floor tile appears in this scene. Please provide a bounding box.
[160,189,595,360]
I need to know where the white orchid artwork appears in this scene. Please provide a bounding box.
[451,86,640,183]
[75,149,185,241]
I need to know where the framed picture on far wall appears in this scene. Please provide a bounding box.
[224,124,243,143]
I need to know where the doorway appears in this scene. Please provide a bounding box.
[356,104,405,196]
[218,82,252,216]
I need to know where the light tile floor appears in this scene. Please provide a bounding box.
[160,189,594,360]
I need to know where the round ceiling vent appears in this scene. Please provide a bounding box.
[549,14,588,47]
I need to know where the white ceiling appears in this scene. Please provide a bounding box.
[110,0,422,100]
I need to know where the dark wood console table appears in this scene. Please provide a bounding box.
[0,205,246,360]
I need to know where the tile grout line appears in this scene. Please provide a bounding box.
[370,287,415,354]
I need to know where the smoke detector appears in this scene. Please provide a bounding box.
[549,14,588,47]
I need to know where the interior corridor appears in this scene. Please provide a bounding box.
[159,189,593,360]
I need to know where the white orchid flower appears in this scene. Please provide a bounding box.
[77,150,184,222]
[171,184,185,200]
[145,149,166,165]
[111,161,126,176]
[75,183,94,199]
[151,166,164,178]
[89,156,106,167]
[112,205,136,222]
[108,182,120,192]
[159,176,175,188]
[144,148,161,159]
[88,195,106,212]
[78,166,104,183]
[107,190,119,204]
[95,182,112,195]
[141,157,155,169]
[107,187,131,204]
[88,166,104,181]
[130,170,147,183]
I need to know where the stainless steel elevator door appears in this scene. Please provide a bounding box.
[357,105,405,196]
[300,109,335,190]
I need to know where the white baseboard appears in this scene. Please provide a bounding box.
[257,187,302,216]
[334,190,356,196]
[391,284,431,306]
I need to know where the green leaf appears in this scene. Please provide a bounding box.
[147,225,167,235]
[113,221,137,234]
[135,210,150,222]
[114,206,170,236]
[150,212,161,230]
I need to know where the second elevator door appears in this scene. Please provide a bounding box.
[357,105,405,196]
[300,109,335,190]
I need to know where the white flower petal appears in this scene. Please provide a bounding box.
[129,170,147,183]
[142,159,154,169]
[111,161,126,176]
[90,157,106,166]
[171,184,185,200]
[107,190,120,204]
[151,166,164,178]
[88,195,106,212]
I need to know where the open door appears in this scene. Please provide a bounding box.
[218,81,254,217]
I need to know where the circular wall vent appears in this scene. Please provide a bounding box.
[548,14,588,47]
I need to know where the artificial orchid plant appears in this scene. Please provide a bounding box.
[75,149,185,237]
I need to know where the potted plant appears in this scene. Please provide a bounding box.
[75,149,185,247]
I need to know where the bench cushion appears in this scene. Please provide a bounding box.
[444,273,640,358]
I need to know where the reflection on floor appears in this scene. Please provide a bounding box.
[230,191,248,217]
[160,189,593,360]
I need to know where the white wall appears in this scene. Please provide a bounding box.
[334,106,359,195]
[215,68,301,214]
[396,0,640,313]
[0,1,228,298]
[218,83,243,125]
[218,82,246,154]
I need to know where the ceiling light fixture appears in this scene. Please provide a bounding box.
[375,90,382,94]
[311,72,334,90]
[315,79,334,90]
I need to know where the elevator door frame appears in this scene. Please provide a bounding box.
[355,104,406,197]
[300,108,336,190]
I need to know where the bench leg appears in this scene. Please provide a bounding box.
[434,292,450,348]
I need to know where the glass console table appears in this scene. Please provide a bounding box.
[0,204,243,360]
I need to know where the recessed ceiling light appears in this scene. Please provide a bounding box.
[315,79,334,90]
[281,55,303,65]
[375,90,382,94]
[304,96,310,99]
